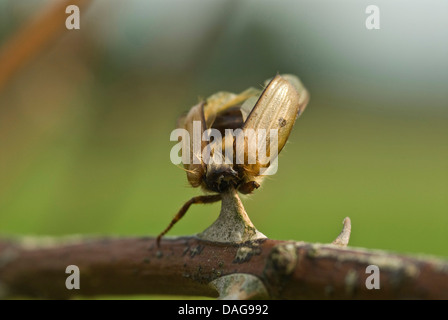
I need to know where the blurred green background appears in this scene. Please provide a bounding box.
[0,0,447,274]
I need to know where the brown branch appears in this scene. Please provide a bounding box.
[0,190,446,299]
[0,236,447,299]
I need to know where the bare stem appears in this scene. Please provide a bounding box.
[0,236,447,299]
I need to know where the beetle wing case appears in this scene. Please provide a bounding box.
[178,74,309,190]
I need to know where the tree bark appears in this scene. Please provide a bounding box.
[1,236,447,299]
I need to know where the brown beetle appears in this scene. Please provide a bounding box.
[157,74,309,246]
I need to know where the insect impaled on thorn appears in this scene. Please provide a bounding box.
[157,74,310,246]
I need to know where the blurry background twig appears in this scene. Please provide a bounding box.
[0,0,92,92]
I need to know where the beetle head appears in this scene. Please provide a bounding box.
[204,164,239,193]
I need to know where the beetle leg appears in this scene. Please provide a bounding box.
[156,194,222,247]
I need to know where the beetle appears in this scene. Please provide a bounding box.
[157,74,309,246]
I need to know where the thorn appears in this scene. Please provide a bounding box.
[209,274,269,300]
[332,217,351,247]
[197,189,266,243]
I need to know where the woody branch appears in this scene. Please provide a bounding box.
[1,190,448,299]
[1,235,447,299]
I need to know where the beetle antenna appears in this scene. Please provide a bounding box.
[175,165,197,174]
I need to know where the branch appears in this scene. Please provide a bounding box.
[1,190,447,299]
[0,235,447,299]
[0,0,92,92]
